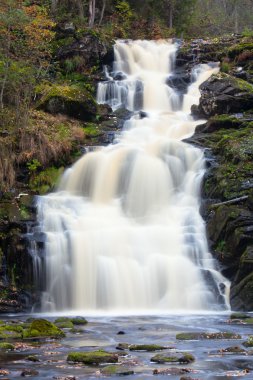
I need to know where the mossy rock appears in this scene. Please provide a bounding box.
[0,342,15,350]
[151,353,195,364]
[26,355,40,362]
[176,332,241,340]
[23,319,65,339]
[38,84,97,121]
[71,317,88,325]
[0,324,23,340]
[128,344,167,352]
[54,317,74,329]
[243,336,253,347]
[67,350,118,365]
[101,365,134,376]
[228,42,253,59]
[230,312,251,320]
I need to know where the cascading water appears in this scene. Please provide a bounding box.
[34,40,230,313]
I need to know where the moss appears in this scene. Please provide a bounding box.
[230,312,251,320]
[67,350,118,365]
[83,123,103,138]
[228,42,253,59]
[0,342,15,350]
[71,317,88,325]
[243,336,253,347]
[176,332,241,340]
[101,365,134,376]
[151,353,195,364]
[26,355,40,362]
[29,166,64,194]
[0,324,23,340]
[129,344,167,352]
[23,319,65,339]
[55,321,74,329]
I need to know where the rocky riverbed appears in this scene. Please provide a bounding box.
[0,313,252,379]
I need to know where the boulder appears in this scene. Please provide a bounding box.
[197,73,253,117]
[38,84,97,121]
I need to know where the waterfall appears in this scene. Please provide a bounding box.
[34,40,230,313]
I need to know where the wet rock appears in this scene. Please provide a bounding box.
[67,350,118,365]
[54,317,74,329]
[128,344,167,352]
[117,331,125,335]
[116,343,130,350]
[230,312,251,319]
[197,73,253,117]
[71,316,88,325]
[25,355,40,362]
[151,353,195,364]
[21,369,39,377]
[243,336,253,347]
[53,377,76,380]
[153,368,192,375]
[101,365,134,376]
[176,332,241,340]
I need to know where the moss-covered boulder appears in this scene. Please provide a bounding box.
[176,332,241,340]
[243,336,253,347]
[67,350,118,365]
[0,324,23,340]
[54,317,74,329]
[38,84,97,121]
[0,342,15,350]
[128,344,167,352]
[151,353,195,364]
[23,319,65,339]
[71,316,88,325]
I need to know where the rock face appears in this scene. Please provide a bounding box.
[196,74,253,117]
[186,36,253,310]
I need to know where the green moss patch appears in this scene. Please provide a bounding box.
[128,344,167,352]
[101,365,134,376]
[0,325,24,340]
[0,342,15,350]
[176,332,241,340]
[23,319,65,339]
[243,336,253,347]
[151,353,195,364]
[67,350,118,365]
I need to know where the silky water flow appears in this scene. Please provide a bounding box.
[33,40,230,313]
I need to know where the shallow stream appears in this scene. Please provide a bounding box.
[1,313,252,379]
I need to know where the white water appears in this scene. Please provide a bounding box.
[35,40,230,313]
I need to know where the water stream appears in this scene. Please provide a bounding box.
[34,40,230,313]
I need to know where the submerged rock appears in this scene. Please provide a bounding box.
[176,332,241,340]
[153,368,192,375]
[101,365,134,376]
[151,353,195,364]
[128,344,167,352]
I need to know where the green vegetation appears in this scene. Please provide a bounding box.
[0,342,15,350]
[129,344,167,351]
[67,350,118,365]
[23,319,65,339]
[176,332,241,340]
[150,353,195,364]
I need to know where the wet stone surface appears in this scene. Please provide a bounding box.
[0,314,252,379]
